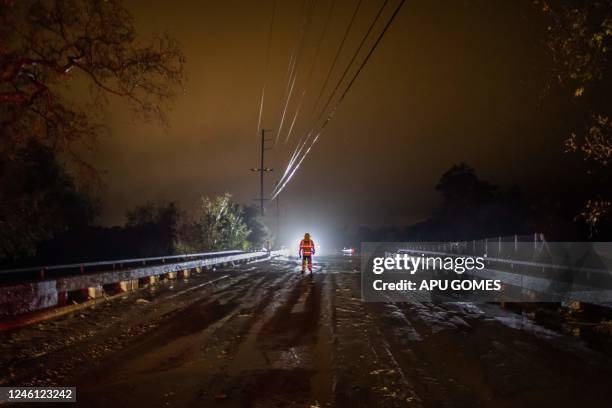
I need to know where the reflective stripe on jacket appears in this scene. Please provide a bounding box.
[299,239,315,256]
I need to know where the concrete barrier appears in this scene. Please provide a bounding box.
[0,250,283,319]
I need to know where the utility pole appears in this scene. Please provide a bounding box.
[275,179,280,241]
[250,129,273,216]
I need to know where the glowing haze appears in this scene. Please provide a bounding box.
[89,0,580,248]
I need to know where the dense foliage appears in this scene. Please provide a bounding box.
[540,0,612,233]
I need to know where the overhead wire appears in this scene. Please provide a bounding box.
[282,0,337,145]
[274,0,391,195]
[279,0,361,184]
[275,0,318,144]
[316,0,390,124]
[256,0,278,136]
[271,0,406,200]
[310,0,364,117]
[276,0,390,189]
[272,0,308,142]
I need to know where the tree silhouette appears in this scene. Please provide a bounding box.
[0,0,185,259]
[539,0,612,232]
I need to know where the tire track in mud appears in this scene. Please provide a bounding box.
[106,274,272,376]
[9,257,612,408]
[367,291,526,407]
[367,301,468,407]
[199,269,335,407]
[78,268,291,383]
[388,302,493,407]
[369,297,612,408]
[335,257,512,406]
[331,272,422,407]
[0,267,253,387]
[0,263,277,395]
[75,262,307,407]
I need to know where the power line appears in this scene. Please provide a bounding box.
[282,0,337,145]
[310,0,364,117]
[275,0,318,144]
[272,131,320,200]
[337,0,405,106]
[278,0,364,188]
[278,0,388,187]
[256,0,278,136]
[272,0,406,200]
[274,0,390,195]
[280,0,388,188]
[272,0,308,142]
[316,0,390,124]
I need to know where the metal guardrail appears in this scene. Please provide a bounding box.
[0,250,246,276]
[398,248,612,277]
[1,250,284,319]
[396,238,612,305]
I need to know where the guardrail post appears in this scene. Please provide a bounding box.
[139,276,157,286]
[87,285,103,299]
[514,234,517,252]
[57,291,67,306]
[118,280,138,292]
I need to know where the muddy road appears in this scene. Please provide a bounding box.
[2,256,612,407]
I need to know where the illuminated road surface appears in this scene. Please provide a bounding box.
[1,257,612,407]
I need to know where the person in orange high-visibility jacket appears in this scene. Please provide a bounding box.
[299,233,315,273]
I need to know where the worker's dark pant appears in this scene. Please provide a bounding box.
[302,255,312,272]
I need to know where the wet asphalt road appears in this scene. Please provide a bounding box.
[1,256,612,407]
